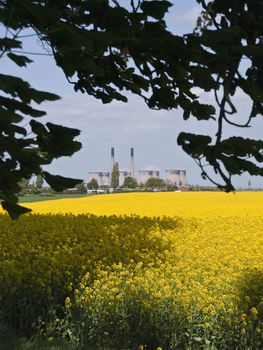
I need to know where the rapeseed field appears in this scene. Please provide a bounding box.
[0,192,262,349]
[15,191,263,217]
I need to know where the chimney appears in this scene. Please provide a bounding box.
[130,147,135,178]
[111,147,115,170]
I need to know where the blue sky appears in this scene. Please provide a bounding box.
[1,0,262,188]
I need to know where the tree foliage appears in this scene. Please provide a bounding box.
[180,0,263,191]
[123,176,138,189]
[87,178,99,190]
[18,178,30,192]
[35,174,44,191]
[111,162,120,189]
[75,181,87,193]
[145,177,165,189]
[1,0,263,217]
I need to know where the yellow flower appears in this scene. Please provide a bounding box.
[1,191,263,346]
[250,307,258,317]
[241,328,246,335]
[65,297,71,309]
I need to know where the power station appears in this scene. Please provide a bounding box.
[88,171,110,187]
[165,170,187,186]
[130,147,135,178]
[88,147,187,187]
[139,170,160,184]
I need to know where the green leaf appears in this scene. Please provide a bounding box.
[0,74,60,104]
[238,77,263,103]
[190,66,218,91]
[183,109,191,120]
[9,124,27,136]
[30,120,82,158]
[0,37,21,50]
[7,52,33,67]
[190,101,216,120]
[178,132,212,157]
[220,137,263,161]
[42,172,82,192]
[0,107,23,123]
[148,87,178,109]
[46,123,81,138]
[140,1,172,20]
[0,96,46,117]
[1,201,31,220]
[221,155,263,176]
[81,58,105,77]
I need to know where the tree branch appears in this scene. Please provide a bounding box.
[10,49,53,56]
[131,0,141,12]
[111,0,120,7]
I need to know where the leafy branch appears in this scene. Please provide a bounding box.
[1,0,263,217]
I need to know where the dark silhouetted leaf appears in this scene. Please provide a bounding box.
[7,52,33,67]
[140,1,172,20]
[42,172,82,192]
[1,201,31,219]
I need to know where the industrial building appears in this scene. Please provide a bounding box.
[130,147,135,178]
[88,171,110,187]
[88,147,187,188]
[119,171,131,186]
[139,170,160,185]
[165,169,187,186]
[111,147,115,170]
[110,147,134,186]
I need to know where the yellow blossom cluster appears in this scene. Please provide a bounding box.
[0,214,177,332]
[0,192,262,348]
[71,214,263,348]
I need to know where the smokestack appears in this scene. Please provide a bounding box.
[130,147,135,178]
[111,147,115,170]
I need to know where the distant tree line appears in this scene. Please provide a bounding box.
[87,176,183,192]
[19,177,88,195]
[20,175,255,196]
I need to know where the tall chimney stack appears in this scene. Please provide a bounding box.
[111,147,115,170]
[130,147,135,178]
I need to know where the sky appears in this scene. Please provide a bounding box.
[1,0,263,188]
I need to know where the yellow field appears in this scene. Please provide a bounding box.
[0,192,262,348]
[13,191,263,217]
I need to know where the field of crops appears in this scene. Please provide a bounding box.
[0,192,262,349]
[14,191,263,217]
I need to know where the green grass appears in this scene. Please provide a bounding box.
[0,338,85,350]
[0,328,89,350]
[18,194,88,203]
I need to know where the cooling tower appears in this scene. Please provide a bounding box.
[119,171,131,186]
[165,170,180,186]
[138,170,160,185]
[88,172,111,187]
[179,170,187,186]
